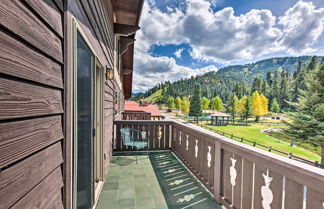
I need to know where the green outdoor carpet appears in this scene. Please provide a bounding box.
[149,151,223,209]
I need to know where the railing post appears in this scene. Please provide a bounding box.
[213,140,222,203]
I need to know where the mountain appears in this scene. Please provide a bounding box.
[216,56,318,84]
[133,56,323,103]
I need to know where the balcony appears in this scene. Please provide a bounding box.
[97,120,324,209]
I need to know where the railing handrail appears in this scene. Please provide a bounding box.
[113,119,324,208]
[114,120,171,125]
[170,119,324,193]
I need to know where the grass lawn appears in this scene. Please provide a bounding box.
[146,89,162,103]
[203,123,321,162]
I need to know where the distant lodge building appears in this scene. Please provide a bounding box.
[211,112,231,126]
[124,101,164,120]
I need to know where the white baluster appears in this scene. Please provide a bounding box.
[261,171,273,209]
[179,132,182,145]
[207,146,212,168]
[230,158,237,187]
[195,140,198,158]
[186,135,189,150]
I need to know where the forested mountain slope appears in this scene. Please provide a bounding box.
[133,56,323,104]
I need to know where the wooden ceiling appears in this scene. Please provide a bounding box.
[111,0,143,26]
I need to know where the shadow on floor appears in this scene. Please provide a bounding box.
[111,157,136,166]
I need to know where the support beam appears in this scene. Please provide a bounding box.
[114,23,140,36]
[123,68,132,75]
[120,37,135,55]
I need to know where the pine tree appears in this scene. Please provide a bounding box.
[270,98,280,113]
[167,97,175,110]
[227,95,239,123]
[292,61,302,102]
[266,71,272,87]
[181,97,190,115]
[251,77,262,95]
[306,56,317,72]
[237,96,252,124]
[261,82,270,98]
[200,97,210,114]
[284,62,324,165]
[270,70,279,103]
[189,84,203,120]
[279,70,289,110]
[175,97,182,112]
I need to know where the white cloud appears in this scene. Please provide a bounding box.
[133,51,218,91]
[137,0,324,60]
[174,48,184,58]
[133,0,324,91]
[278,1,324,54]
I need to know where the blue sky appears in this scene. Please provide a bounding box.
[133,0,324,92]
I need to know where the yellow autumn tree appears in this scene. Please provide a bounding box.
[237,96,247,113]
[251,91,263,121]
[260,93,269,116]
[175,97,182,112]
[181,97,190,115]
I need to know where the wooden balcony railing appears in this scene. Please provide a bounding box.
[113,120,171,150]
[122,111,151,120]
[113,120,324,209]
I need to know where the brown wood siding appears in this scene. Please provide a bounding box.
[0,0,64,208]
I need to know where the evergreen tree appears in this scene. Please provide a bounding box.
[200,97,210,114]
[292,61,302,102]
[284,63,324,165]
[189,84,203,120]
[181,97,190,115]
[175,97,182,112]
[227,95,239,123]
[266,71,272,87]
[306,56,317,72]
[279,70,290,110]
[251,77,262,95]
[261,82,270,98]
[167,97,175,110]
[270,70,279,103]
[237,96,252,124]
[270,98,280,113]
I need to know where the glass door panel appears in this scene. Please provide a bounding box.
[76,31,94,209]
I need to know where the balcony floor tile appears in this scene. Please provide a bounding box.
[96,151,224,209]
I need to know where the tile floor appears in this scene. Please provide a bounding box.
[96,155,168,209]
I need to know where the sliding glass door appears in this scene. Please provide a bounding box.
[75,31,94,209]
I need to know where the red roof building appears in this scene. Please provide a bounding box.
[124,101,163,120]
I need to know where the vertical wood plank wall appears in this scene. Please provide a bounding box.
[0,0,65,208]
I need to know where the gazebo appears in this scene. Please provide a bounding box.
[211,112,230,126]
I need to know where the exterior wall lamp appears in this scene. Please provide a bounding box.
[106,66,114,80]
